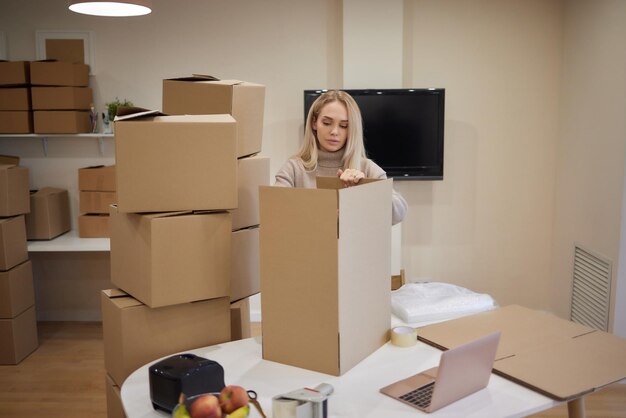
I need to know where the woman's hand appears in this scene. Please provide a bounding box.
[337,168,365,187]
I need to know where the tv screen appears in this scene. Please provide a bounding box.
[304,88,445,180]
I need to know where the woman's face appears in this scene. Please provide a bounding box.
[313,100,349,152]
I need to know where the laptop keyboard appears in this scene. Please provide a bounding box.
[399,382,435,408]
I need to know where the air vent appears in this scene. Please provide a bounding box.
[570,245,612,331]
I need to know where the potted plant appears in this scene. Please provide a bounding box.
[105,97,134,121]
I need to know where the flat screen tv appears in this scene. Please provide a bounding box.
[304,88,445,180]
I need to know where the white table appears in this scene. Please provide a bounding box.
[121,336,560,418]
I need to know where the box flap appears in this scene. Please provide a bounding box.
[494,330,626,400]
[172,75,221,82]
[151,114,236,124]
[114,106,164,122]
[316,176,382,190]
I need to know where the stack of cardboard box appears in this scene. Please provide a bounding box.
[101,77,268,418]
[78,165,116,238]
[0,156,38,364]
[0,61,32,133]
[30,61,92,134]
[162,76,270,339]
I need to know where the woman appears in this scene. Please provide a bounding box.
[275,90,408,225]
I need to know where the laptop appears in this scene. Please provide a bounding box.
[380,331,501,413]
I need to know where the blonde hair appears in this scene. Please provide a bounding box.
[296,90,367,171]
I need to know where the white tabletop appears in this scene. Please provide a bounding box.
[121,336,559,418]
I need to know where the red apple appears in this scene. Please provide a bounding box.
[219,385,249,414]
[189,394,222,418]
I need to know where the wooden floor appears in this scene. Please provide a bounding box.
[0,322,624,418]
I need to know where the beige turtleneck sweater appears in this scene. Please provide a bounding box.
[274,148,408,225]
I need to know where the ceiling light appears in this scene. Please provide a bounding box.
[68,0,152,17]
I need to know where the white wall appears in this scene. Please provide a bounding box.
[400,0,563,309]
[550,0,626,326]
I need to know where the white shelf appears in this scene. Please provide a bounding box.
[0,133,114,156]
[27,229,110,252]
[0,133,113,138]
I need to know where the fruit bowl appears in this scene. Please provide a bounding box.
[172,390,251,418]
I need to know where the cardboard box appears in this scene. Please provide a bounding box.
[230,297,251,341]
[0,163,30,216]
[231,226,259,302]
[34,110,91,134]
[0,111,32,133]
[0,88,31,111]
[32,87,93,110]
[78,214,110,238]
[231,155,270,231]
[25,188,71,240]
[0,260,34,319]
[110,207,231,308]
[115,113,237,213]
[101,289,231,385]
[259,177,392,375]
[0,305,38,364]
[417,305,626,401]
[0,61,30,86]
[0,216,28,272]
[29,61,89,87]
[45,39,85,64]
[162,77,265,158]
[105,374,127,418]
[78,165,116,192]
[80,191,117,214]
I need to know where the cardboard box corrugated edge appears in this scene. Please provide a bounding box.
[416,305,626,401]
[110,207,231,308]
[101,289,231,386]
[259,178,392,375]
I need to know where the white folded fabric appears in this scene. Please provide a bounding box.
[391,282,497,324]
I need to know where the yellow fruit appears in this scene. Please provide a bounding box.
[227,404,250,418]
[173,403,191,418]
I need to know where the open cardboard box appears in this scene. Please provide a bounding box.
[417,304,626,401]
[260,177,392,376]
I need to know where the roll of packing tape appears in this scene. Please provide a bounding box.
[391,326,417,347]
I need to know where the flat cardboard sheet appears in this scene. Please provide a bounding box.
[417,305,626,400]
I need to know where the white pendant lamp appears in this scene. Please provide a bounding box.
[68,0,152,17]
